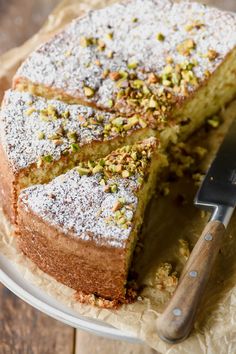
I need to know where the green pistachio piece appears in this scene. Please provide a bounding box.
[42,155,53,163]
[156,33,165,41]
[92,165,104,174]
[70,143,80,152]
[122,170,130,178]
[77,167,91,175]
[107,99,114,108]
[38,132,45,140]
[84,86,95,97]
[128,61,138,70]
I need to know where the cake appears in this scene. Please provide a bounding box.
[0,90,154,222]
[13,0,236,140]
[1,0,236,305]
[17,138,167,304]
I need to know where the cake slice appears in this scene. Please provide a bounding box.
[0,90,154,222]
[17,138,167,304]
[13,0,236,139]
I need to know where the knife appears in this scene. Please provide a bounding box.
[157,118,236,344]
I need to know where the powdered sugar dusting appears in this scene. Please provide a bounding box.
[20,169,140,248]
[0,90,131,171]
[16,0,236,111]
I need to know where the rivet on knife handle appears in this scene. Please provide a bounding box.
[157,219,225,343]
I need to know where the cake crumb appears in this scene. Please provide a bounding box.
[169,142,207,179]
[200,210,208,218]
[158,182,170,196]
[206,114,222,129]
[75,284,137,309]
[155,262,178,294]
[179,238,190,261]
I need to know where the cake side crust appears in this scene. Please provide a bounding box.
[17,207,128,300]
[0,143,18,221]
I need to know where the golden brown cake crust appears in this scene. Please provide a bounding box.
[17,207,128,300]
[0,143,17,222]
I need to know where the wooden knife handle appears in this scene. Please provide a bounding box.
[157,220,225,343]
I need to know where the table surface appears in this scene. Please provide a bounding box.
[0,0,235,353]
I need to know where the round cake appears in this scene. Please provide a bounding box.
[1,0,236,306]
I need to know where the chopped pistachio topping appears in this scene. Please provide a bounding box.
[48,133,59,141]
[67,131,77,142]
[166,56,174,64]
[92,164,103,174]
[122,170,130,178]
[147,73,159,84]
[54,139,63,146]
[84,86,95,97]
[42,155,53,163]
[156,33,165,41]
[76,140,155,192]
[38,105,59,121]
[36,157,43,168]
[148,96,159,109]
[64,50,72,57]
[62,110,70,119]
[70,143,80,152]
[109,71,121,81]
[112,200,123,212]
[97,39,106,51]
[132,79,144,89]
[206,49,218,61]
[105,195,133,229]
[139,118,147,128]
[107,51,114,59]
[110,184,118,193]
[185,20,205,32]
[80,36,94,47]
[207,115,221,128]
[107,99,114,108]
[37,131,45,140]
[77,166,90,175]
[127,61,138,70]
[102,113,146,138]
[95,59,102,67]
[110,68,175,120]
[102,69,110,79]
[25,107,36,116]
[177,39,196,56]
[160,60,198,89]
[106,32,113,40]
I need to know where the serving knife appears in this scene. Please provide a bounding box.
[157,118,236,344]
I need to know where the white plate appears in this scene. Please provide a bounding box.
[0,252,140,342]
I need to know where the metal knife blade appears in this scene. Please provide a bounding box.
[195,118,236,226]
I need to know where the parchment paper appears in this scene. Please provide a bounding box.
[1,1,236,352]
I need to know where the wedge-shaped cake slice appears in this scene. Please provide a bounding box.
[14,0,236,137]
[0,90,154,221]
[17,138,167,304]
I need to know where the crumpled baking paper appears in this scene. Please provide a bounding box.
[1,1,236,352]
